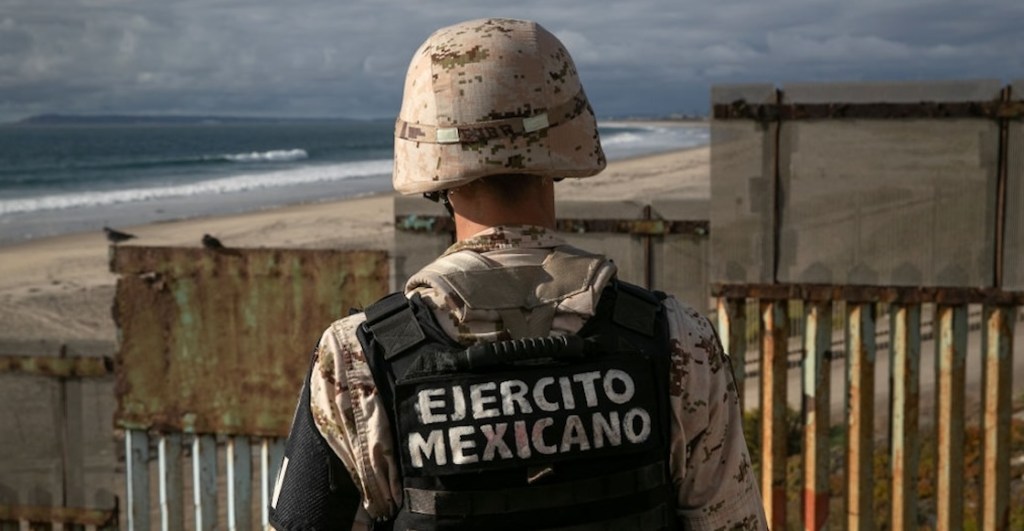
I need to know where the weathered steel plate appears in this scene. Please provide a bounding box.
[777,81,1002,288]
[111,246,389,436]
[1005,80,1024,291]
[710,83,778,285]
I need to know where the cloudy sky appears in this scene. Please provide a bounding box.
[1,0,1021,123]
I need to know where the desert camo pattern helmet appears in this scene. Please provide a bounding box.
[393,18,606,195]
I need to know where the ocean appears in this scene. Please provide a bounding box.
[0,120,708,246]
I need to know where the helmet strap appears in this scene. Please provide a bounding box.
[423,191,455,218]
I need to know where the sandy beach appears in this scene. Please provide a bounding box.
[0,145,710,346]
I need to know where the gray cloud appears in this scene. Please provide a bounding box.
[0,0,1021,122]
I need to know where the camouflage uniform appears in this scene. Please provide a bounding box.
[309,225,767,530]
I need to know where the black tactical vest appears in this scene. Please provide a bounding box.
[357,281,677,531]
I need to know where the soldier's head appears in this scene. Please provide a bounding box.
[392,18,605,230]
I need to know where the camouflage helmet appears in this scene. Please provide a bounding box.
[393,18,606,195]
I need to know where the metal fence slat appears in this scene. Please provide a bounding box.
[716,298,747,406]
[227,436,253,531]
[981,305,1015,530]
[889,304,921,531]
[846,303,875,531]
[191,435,217,531]
[158,434,183,531]
[261,438,286,527]
[260,439,271,527]
[270,439,286,488]
[935,304,967,531]
[802,300,831,530]
[759,300,788,529]
[125,429,150,531]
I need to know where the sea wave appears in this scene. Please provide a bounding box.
[599,123,709,159]
[221,149,308,163]
[0,148,310,178]
[601,131,646,146]
[0,159,392,216]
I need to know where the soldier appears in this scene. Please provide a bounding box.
[269,18,766,531]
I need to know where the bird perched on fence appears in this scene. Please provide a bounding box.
[103,226,135,244]
[202,234,225,250]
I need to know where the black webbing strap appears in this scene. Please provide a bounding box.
[363,292,425,360]
[611,282,661,337]
[404,461,667,516]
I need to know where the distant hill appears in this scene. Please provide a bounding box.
[12,114,377,126]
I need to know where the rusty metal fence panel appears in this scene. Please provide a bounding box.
[0,342,119,531]
[711,80,1022,530]
[111,246,389,530]
[714,291,1021,530]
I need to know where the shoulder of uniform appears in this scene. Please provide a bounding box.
[327,311,369,337]
[318,311,370,363]
[661,296,725,367]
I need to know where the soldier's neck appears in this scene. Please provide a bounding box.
[452,197,555,241]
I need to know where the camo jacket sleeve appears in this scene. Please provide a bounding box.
[308,313,402,522]
[307,299,766,529]
[664,296,767,530]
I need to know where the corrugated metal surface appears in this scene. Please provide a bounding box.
[777,81,1001,287]
[111,246,388,436]
[710,84,778,285]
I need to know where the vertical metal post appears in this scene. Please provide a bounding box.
[993,86,1010,288]
[192,435,218,531]
[125,429,150,531]
[935,304,967,531]
[802,300,831,530]
[261,439,272,528]
[889,304,921,531]
[717,297,748,407]
[642,204,654,290]
[228,436,253,531]
[846,303,875,531]
[261,438,286,527]
[981,305,1015,530]
[158,434,183,531]
[760,300,788,529]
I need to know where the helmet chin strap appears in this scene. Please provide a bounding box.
[423,190,455,218]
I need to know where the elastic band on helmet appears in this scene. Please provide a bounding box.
[395,88,588,145]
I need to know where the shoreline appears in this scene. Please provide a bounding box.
[0,145,709,343]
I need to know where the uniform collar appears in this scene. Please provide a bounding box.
[442,225,565,255]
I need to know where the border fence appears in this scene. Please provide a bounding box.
[110,246,388,530]
[3,79,1021,530]
[711,79,1022,530]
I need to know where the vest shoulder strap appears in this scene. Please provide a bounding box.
[363,292,426,361]
[611,280,664,337]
